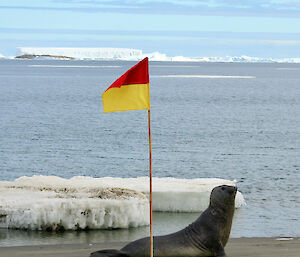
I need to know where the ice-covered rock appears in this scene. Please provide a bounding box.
[0,175,245,230]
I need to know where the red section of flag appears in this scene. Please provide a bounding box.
[105,57,149,91]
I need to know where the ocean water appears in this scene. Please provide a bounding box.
[0,59,299,246]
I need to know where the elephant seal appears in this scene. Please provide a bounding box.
[91,185,237,257]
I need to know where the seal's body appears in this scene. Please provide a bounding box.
[91,185,237,257]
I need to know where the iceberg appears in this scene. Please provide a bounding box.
[0,53,5,59]
[14,47,300,63]
[0,175,245,231]
[16,47,143,60]
[145,52,169,61]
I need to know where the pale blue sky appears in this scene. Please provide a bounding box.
[1,0,300,57]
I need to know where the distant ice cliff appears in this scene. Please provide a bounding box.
[16,47,143,61]
[11,47,300,63]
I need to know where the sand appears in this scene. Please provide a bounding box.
[1,238,299,257]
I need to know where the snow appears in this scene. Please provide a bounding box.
[0,175,245,230]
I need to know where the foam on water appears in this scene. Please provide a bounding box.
[0,176,245,231]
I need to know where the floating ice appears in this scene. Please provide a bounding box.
[0,176,245,230]
[145,52,169,61]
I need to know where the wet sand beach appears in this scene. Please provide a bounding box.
[1,238,299,257]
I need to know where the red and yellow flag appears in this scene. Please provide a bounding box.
[102,57,150,113]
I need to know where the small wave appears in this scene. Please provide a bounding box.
[28,65,122,68]
[151,65,201,68]
[276,68,300,70]
[0,176,245,230]
[159,75,256,79]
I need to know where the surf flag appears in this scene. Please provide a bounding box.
[102,57,154,257]
[102,57,150,113]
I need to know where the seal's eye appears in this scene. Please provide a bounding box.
[221,187,225,191]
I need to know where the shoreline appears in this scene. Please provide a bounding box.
[1,238,299,257]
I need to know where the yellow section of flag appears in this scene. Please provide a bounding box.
[102,83,150,113]
[102,57,150,113]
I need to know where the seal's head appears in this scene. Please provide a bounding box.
[210,185,237,209]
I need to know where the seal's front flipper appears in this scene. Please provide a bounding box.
[90,249,129,257]
[212,240,226,257]
[214,246,226,257]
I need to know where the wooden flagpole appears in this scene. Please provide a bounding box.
[148,109,153,257]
